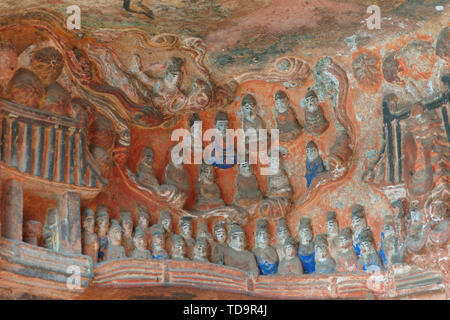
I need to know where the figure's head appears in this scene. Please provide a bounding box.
[255,219,269,248]
[351,204,366,231]
[214,221,227,244]
[47,208,58,226]
[297,216,313,243]
[276,218,289,243]
[171,234,186,257]
[360,228,376,255]
[241,94,257,118]
[194,237,208,260]
[133,226,147,250]
[96,206,110,232]
[284,237,297,257]
[239,161,252,176]
[164,57,183,87]
[141,147,154,166]
[108,219,122,245]
[159,211,172,232]
[179,216,193,237]
[314,234,329,259]
[150,224,164,248]
[137,206,150,229]
[228,223,246,251]
[120,210,133,235]
[326,211,339,236]
[82,208,95,232]
[305,141,319,162]
[214,111,229,136]
[199,163,215,182]
[339,227,353,249]
[304,89,319,113]
[274,90,289,111]
[196,221,212,240]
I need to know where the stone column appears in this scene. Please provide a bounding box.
[1,179,23,240]
[58,192,81,254]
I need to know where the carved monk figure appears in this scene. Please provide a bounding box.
[379,215,404,267]
[164,145,190,196]
[96,206,110,262]
[241,94,264,132]
[357,228,384,272]
[207,111,236,169]
[194,163,225,210]
[325,211,340,260]
[150,224,169,260]
[137,206,151,248]
[131,226,152,259]
[196,220,214,247]
[120,210,134,257]
[233,161,263,208]
[303,89,328,135]
[278,237,304,275]
[253,219,279,275]
[351,204,368,256]
[274,90,302,142]
[305,141,325,188]
[158,210,173,250]
[82,208,99,264]
[43,208,59,252]
[275,218,292,261]
[211,221,228,265]
[314,234,336,274]
[171,234,189,261]
[297,216,315,274]
[193,237,209,263]
[179,216,195,259]
[223,224,259,277]
[336,227,358,272]
[106,219,126,260]
[136,147,160,190]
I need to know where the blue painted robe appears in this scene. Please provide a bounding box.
[353,233,361,256]
[379,232,388,265]
[256,257,279,275]
[211,139,236,169]
[98,236,108,261]
[305,157,325,188]
[298,243,315,274]
[152,249,169,260]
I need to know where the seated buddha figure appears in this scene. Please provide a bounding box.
[335,227,358,272]
[150,224,170,260]
[357,228,384,272]
[211,221,228,265]
[241,94,264,132]
[81,208,99,264]
[278,237,304,275]
[136,206,151,248]
[194,163,225,211]
[304,141,326,188]
[314,234,336,274]
[206,111,236,169]
[120,210,134,257]
[179,216,196,259]
[325,211,340,260]
[223,223,259,278]
[253,219,279,275]
[296,216,315,274]
[193,237,209,263]
[131,226,152,259]
[95,206,110,262]
[170,234,189,261]
[164,145,190,196]
[303,89,328,136]
[106,219,126,261]
[233,161,263,211]
[275,218,292,261]
[273,90,302,143]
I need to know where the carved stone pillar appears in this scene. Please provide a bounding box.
[1,179,23,240]
[58,192,82,254]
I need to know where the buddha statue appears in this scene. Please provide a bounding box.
[170,234,189,261]
[379,215,404,267]
[314,234,336,274]
[357,228,384,272]
[179,216,195,259]
[137,205,151,248]
[296,216,315,274]
[150,224,169,260]
[164,145,190,196]
[351,204,368,256]
[136,146,160,190]
[223,223,259,278]
[43,208,59,252]
[194,163,225,211]
[303,89,328,135]
[158,210,173,250]
[106,219,126,261]
[120,210,134,257]
[325,211,340,260]
[278,237,304,275]
[81,208,99,264]
[211,221,228,265]
[207,111,236,169]
[233,161,263,209]
[131,226,152,259]
[253,219,279,275]
[335,227,358,272]
[193,237,209,263]
[96,206,110,262]
[241,94,264,132]
[304,141,325,188]
[275,218,292,261]
[273,90,302,143]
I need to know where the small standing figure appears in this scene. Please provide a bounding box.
[273,90,302,143]
[335,227,358,272]
[241,94,264,132]
[96,206,110,262]
[275,218,292,261]
[194,163,225,210]
[179,216,196,259]
[357,228,384,272]
[304,141,325,188]
[379,215,403,267]
[171,234,189,261]
[106,219,126,261]
[193,237,209,262]
[164,145,190,196]
[150,224,170,260]
[314,234,336,274]
[82,208,99,264]
[137,206,151,248]
[325,211,340,260]
[209,111,236,169]
[297,216,315,274]
[211,220,228,265]
[233,161,263,209]
[43,208,59,252]
[158,210,173,250]
[278,237,304,275]
[131,226,152,259]
[120,210,134,257]
[303,89,328,135]
[223,223,259,278]
[351,204,368,256]
[253,219,279,275]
